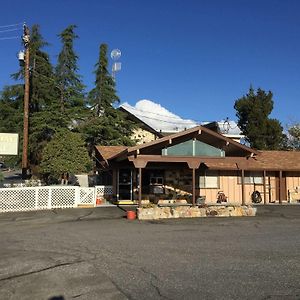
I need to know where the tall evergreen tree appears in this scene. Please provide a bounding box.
[26,25,66,166]
[11,24,58,112]
[1,24,58,167]
[55,25,85,112]
[234,86,284,150]
[0,85,24,134]
[29,25,59,112]
[81,43,135,155]
[88,44,119,115]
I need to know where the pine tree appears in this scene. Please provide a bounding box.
[88,44,119,115]
[234,86,284,150]
[0,85,24,134]
[81,43,135,155]
[55,25,85,112]
[26,25,66,166]
[29,25,59,112]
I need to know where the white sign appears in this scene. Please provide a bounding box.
[0,133,19,155]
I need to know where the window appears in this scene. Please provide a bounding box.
[238,171,263,185]
[150,177,163,185]
[199,171,219,189]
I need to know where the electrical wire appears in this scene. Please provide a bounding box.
[0,28,21,33]
[0,22,23,29]
[0,36,19,40]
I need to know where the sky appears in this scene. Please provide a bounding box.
[0,0,300,127]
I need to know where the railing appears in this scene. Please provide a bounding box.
[0,185,113,213]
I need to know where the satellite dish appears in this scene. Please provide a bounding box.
[111,49,121,61]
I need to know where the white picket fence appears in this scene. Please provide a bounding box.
[0,185,113,213]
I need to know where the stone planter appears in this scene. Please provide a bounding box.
[137,205,256,220]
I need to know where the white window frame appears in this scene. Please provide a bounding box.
[199,171,220,189]
[238,171,263,185]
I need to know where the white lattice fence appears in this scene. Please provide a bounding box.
[50,186,77,208]
[78,187,95,205]
[0,186,78,213]
[0,187,36,212]
[0,185,114,213]
[95,185,113,204]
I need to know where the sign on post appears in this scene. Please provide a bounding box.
[0,133,19,155]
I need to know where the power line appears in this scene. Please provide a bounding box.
[0,36,19,40]
[0,22,23,29]
[0,28,21,33]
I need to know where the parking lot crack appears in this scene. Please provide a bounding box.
[76,211,93,221]
[140,267,170,300]
[0,260,83,282]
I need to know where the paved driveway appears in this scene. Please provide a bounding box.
[0,205,299,299]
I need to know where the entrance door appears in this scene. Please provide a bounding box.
[118,169,132,200]
[275,172,287,201]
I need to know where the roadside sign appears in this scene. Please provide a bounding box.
[0,133,19,155]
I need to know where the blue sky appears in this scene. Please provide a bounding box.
[1,0,300,126]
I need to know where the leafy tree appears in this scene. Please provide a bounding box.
[0,171,4,186]
[287,123,300,150]
[234,86,284,150]
[81,43,135,155]
[40,130,91,183]
[55,25,85,112]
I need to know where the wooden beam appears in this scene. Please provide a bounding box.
[128,156,148,168]
[241,169,245,205]
[263,170,267,205]
[112,168,117,199]
[187,161,201,169]
[129,154,227,165]
[138,168,142,207]
[192,168,196,206]
[279,170,282,204]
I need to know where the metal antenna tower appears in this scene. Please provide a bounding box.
[111,49,121,80]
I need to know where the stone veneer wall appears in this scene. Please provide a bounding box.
[137,205,256,220]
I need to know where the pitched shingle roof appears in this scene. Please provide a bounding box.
[249,150,300,171]
[95,146,127,161]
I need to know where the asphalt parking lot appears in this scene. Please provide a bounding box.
[0,205,299,300]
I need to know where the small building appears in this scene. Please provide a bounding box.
[95,125,300,205]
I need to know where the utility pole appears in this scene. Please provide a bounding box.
[21,24,30,179]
